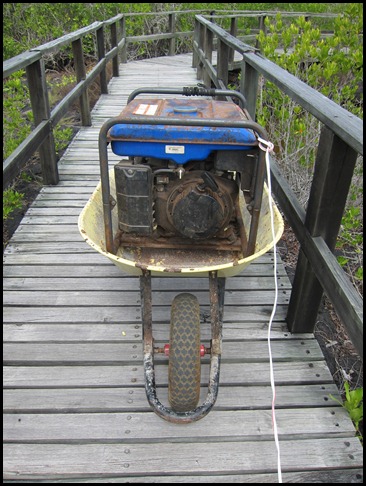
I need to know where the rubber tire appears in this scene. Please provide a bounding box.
[168,292,201,412]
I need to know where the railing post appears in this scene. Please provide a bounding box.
[96,25,108,94]
[197,20,205,81]
[72,38,91,126]
[25,59,58,185]
[216,39,229,93]
[110,20,119,77]
[240,59,259,119]
[228,17,238,63]
[168,13,176,56]
[203,26,213,87]
[192,18,199,69]
[287,126,358,333]
[120,16,127,63]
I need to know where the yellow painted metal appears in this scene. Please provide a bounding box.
[78,169,284,277]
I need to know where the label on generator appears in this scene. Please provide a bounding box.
[165,145,185,154]
[133,104,158,116]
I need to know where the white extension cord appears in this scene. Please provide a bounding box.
[257,136,283,483]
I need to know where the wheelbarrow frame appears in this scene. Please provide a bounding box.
[96,88,272,422]
[141,269,226,423]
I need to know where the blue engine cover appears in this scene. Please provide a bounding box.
[108,98,258,164]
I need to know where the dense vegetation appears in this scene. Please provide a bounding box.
[3,3,347,60]
[3,3,363,292]
[254,4,363,289]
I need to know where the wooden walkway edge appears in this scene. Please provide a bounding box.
[3,53,363,483]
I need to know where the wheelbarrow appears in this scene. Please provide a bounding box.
[78,86,284,423]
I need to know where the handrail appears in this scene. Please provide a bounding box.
[192,14,363,357]
[194,15,363,155]
[207,11,339,19]
[3,9,222,189]
[3,51,41,79]
[3,16,125,188]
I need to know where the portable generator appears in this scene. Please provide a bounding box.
[105,86,267,259]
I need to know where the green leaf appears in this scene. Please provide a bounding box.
[337,256,349,267]
[349,406,363,425]
[355,267,363,281]
[328,394,343,407]
[348,387,363,408]
[344,381,351,402]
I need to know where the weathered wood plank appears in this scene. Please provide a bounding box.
[5,234,280,258]
[3,263,289,277]
[3,408,354,442]
[2,322,310,342]
[6,215,80,225]
[10,232,87,243]
[3,249,278,264]
[40,180,99,188]
[34,192,92,199]
[3,305,289,323]
[28,200,87,208]
[3,383,341,412]
[3,252,116,264]
[5,245,276,259]
[23,207,82,215]
[3,361,334,388]
[3,275,292,291]
[3,340,324,364]
[4,242,97,254]
[3,289,290,306]
[3,438,363,479]
[4,469,363,483]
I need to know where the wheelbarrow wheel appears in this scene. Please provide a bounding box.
[168,292,201,412]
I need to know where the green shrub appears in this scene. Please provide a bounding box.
[255,4,363,286]
[3,71,32,160]
[330,382,363,441]
[3,189,24,220]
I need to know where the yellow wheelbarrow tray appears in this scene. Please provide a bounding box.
[78,169,284,278]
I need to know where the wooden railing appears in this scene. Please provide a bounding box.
[2,9,216,189]
[3,9,363,356]
[3,14,124,188]
[192,14,363,356]
[3,9,338,189]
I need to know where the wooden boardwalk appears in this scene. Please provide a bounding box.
[3,53,363,482]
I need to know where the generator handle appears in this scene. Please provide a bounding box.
[127,86,247,110]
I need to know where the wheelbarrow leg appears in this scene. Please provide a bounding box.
[140,269,153,356]
[139,269,225,423]
[209,271,225,360]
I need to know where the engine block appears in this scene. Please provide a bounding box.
[154,170,238,240]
